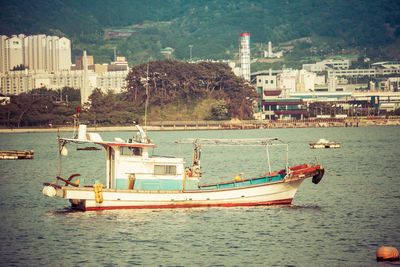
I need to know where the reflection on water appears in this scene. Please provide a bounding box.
[0,127,400,266]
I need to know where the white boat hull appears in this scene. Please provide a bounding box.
[46,179,305,210]
[43,123,325,211]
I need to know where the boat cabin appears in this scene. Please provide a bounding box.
[61,124,200,191]
[105,143,199,190]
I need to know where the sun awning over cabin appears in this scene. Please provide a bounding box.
[59,137,156,148]
[59,124,157,149]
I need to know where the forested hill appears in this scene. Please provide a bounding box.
[1,0,400,65]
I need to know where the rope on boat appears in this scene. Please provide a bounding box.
[216,171,263,179]
[57,129,62,182]
[326,169,400,199]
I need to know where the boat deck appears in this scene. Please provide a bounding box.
[199,164,314,189]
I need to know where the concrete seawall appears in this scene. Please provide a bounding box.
[1,118,399,133]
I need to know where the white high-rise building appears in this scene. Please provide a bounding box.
[58,37,71,71]
[0,36,6,73]
[4,35,24,71]
[1,34,71,74]
[0,35,129,97]
[239,33,251,81]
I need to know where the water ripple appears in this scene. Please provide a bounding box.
[1,127,400,266]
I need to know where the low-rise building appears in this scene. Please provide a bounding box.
[261,98,307,120]
[0,69,128,96]
[328,68,400,77]
[255,69,278,98]
[303,59,351,72]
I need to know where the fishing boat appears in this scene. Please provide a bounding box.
[309,139,340,149]
[42,123,325,211]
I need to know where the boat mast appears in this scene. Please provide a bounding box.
[72,108,80,138]
[144,61,149,131]
[286,144,289,170]
[266,145,271,174]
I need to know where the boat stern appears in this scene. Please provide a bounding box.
[42,183,65,198]
[43,183,90,210]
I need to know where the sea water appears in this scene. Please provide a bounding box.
[0,127,399,266]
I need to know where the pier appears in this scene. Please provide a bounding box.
[0,117,399,133]
[0,150,34,160]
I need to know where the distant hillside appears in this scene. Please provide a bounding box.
[1,0,400,65]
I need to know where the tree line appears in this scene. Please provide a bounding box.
[0,60,257,128]
[0,87,81,128]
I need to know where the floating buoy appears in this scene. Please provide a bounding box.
[42,186,56,197]
[61,146,68,156]
[376,245,399,261]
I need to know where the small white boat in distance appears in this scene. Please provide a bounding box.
[43,122,325,211]
[309,139,341,149]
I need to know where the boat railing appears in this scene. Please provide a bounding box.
[175,138,286,147]
[176,138,290,177]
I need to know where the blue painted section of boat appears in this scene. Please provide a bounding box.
[200,174,285,189]
[116,178,128,189]
[117,174,283,190]
[125,178,198,190]
[184,179,198,190]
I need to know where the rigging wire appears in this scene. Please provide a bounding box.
[57,129,62,182]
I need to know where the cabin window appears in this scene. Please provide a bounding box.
[120,146,142,156]
[154,165,177,175]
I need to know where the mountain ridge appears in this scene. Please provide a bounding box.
[1,0,399,65]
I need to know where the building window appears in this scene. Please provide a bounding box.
[265,80,268,84]
[270,80,274,84]
[154,165,177,175]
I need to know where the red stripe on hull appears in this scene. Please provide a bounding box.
[84,198,293,211]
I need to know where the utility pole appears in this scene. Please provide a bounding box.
[188,45,193,60]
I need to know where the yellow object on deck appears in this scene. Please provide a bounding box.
[93,182,103,203]
[234,175,242,182]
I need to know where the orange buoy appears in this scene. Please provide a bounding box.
[376,245,399,261]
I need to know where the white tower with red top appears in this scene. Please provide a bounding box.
[239,33,251,81]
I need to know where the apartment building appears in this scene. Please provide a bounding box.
[97,70,128,92]
[0,69,128,96]
[1,38,129,97]
[0,70,32,95]
[0,34,71,73]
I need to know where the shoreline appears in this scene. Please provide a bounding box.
[1,118,399,133]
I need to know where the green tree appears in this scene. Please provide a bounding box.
[87,88,136,125]
[208,100,230,120]
[124,59,256,119]
[61,87,81,102]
